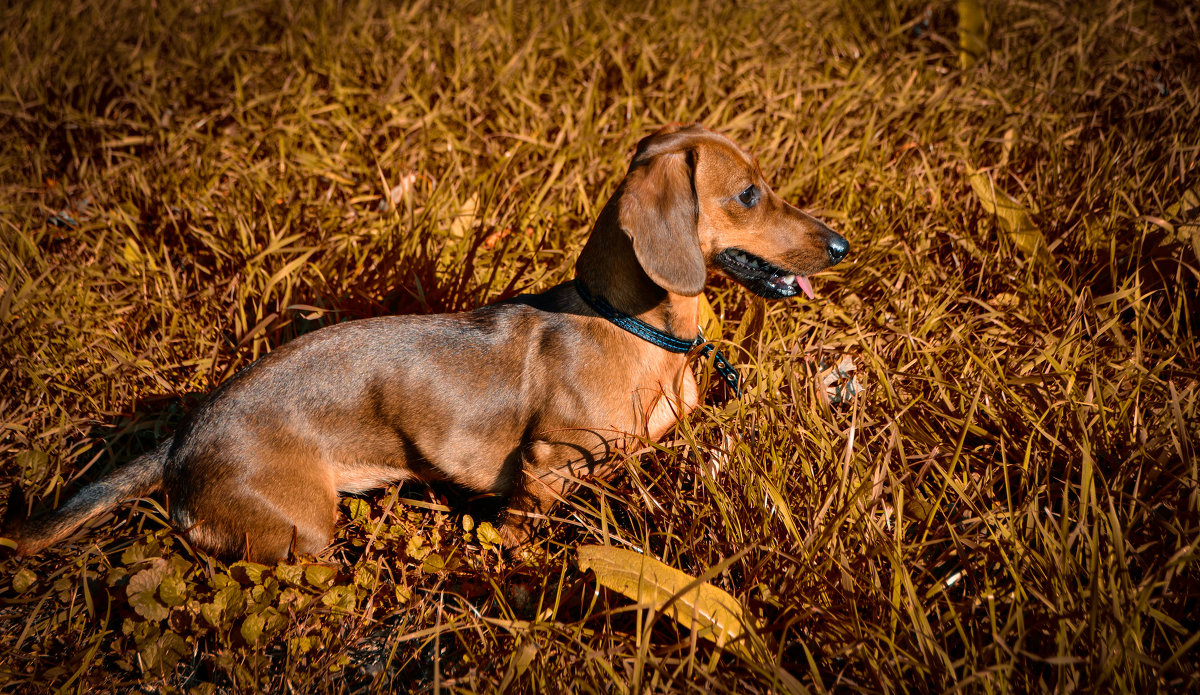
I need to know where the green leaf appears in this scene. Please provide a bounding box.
[345,498,370,522]
[240,613,265,644]
[289,636,315,655]
[232,561,270,585]
[200,602,223,628]
[13,568,37,593]
[354,565,377,590]
[421,553,446,573]
[320,585,356,613]
[213,585,245,617]
[15,450,49,477]
[276,563,305,587]
[159,575,188,607]
[129,590,170,622]
[957,0,987,69]
[305,564,337,588]
[159,630,189,670]
[128,559,169,595]
[969,172,1055,271]
[406,533,430,559]
[121,543,148,565]
[476,522,502,546]
[139,639,162,670]
[577,545,751,651]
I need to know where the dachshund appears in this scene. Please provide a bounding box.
[9,124,848,562]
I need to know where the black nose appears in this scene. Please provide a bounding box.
[826,233,849,264]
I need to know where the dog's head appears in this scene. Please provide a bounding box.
[614,123,848,299]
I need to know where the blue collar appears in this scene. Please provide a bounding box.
[574,280,741,396]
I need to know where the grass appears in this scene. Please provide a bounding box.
[1,0,1198,691]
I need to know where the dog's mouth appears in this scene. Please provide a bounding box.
[714,248,815,300]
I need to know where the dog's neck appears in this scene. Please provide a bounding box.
[575,210,700,341]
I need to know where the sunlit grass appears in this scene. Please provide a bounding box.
[1,0,1198,691]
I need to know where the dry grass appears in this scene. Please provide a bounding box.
[2,0,1199,691]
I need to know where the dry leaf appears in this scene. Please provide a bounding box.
[821,355,862,405]
[969,172,1054,271]
[697,292,722,339]
[448,192,480,239]
[577,545,751,651]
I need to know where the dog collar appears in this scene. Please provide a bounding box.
[574,280,741,396]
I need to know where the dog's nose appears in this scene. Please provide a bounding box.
[826,233,849,264]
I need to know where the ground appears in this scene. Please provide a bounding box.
[1,0,1198,692]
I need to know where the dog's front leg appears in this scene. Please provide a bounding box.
[497,436,621,548]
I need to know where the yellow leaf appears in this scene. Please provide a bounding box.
[697,293,721,340]
[1164,182,1200,258]
[957,0,987,69]
[969,172,1055,271]
[123,238,143,266]
[577,545,750,651]
[344,498,370,522]
[448,193,480,239]
[476,522,502,546]
[13,568,37,593]
[421,553,446,573]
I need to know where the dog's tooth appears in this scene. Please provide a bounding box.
[780,274,795,285]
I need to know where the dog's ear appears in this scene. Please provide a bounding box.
[617,143,706,297]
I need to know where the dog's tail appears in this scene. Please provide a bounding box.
[4,441,169,556]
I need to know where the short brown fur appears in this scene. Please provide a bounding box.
[11,124,848,562]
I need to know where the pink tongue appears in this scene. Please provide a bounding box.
[797,275,815,299]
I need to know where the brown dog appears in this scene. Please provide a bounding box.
[10,124,848,562]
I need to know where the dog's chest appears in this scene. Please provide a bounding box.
[641,365,700,441]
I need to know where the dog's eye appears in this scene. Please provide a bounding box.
[737,185,758,208]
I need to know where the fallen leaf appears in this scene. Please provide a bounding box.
[969,172,1055,271]
[577,545,751,651]
[482,227,514,249]
[388,172,419,207]
[13,568,37,593]
[821,355,862,405]
[1164,182,1200,258]
[448,193,480,239]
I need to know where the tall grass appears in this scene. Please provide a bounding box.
[1,0,1197,691]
